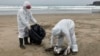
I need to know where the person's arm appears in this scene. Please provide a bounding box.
[50,28,58,47]
[63,30,72,55]
[50,35,55,47]
[45,33,55,52]
[30,12,37,24]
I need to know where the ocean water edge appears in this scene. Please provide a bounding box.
[0,6,100,15]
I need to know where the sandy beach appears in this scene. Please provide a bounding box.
[0,14,100,56]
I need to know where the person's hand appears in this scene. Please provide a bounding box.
[63,47,71,56]
[67,47,71,54]
[54,46,62,54]
[63,49,68,56]
[28,25,31,30]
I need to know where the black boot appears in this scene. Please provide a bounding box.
[24,37,30,45]
[30,37,33,45]
[19,38,25,49]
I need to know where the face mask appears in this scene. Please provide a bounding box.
[26,5,31,9]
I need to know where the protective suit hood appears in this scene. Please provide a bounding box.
[23,1,31,10]
[52,28,61,36]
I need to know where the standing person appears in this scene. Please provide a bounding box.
[17,1,37,49]
[49,19,78,56]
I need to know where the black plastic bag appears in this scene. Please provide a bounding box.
[29,24,46,45]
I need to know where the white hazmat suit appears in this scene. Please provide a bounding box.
[50,19,78,55]
[17,1,37,38]
[17,1,37,49]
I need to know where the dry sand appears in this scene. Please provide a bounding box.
[0,14,100,56]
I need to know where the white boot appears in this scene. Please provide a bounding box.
[71,44,78,52]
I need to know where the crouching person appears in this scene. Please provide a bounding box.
[48,19,78,56]
[17,1,37,49]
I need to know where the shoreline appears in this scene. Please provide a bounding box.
[0,6,100,15]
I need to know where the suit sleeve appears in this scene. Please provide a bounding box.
[30,12,37,24]
[50,35,55,47]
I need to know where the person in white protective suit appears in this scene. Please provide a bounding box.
[50,19,78,56]
[17,1,37,49]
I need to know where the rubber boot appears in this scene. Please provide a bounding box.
[19,38,25,49]
[30,37,33,45]
[24,37,30,45]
